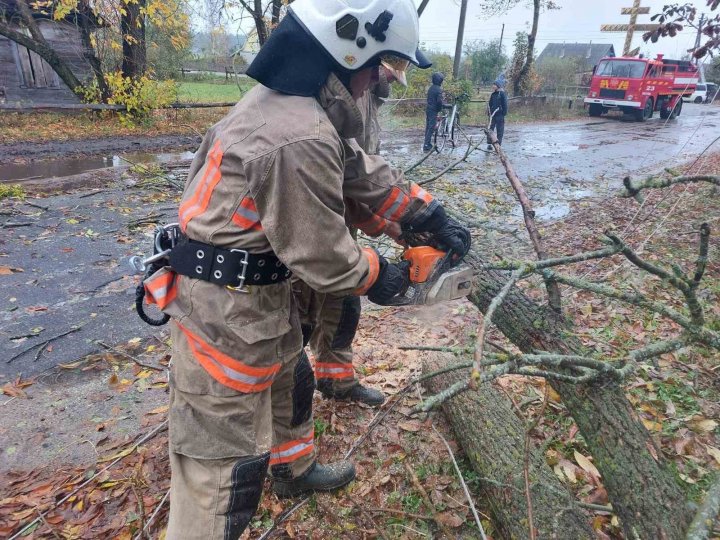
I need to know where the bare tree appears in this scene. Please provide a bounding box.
[644,2,720,58]
[479,0,559,95]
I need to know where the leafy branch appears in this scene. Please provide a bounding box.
[411,222,718,413]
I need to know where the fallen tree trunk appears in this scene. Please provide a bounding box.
[423,352,594,539]
[460,248,694,538]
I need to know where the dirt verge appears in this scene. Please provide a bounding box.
[0,134,200,166]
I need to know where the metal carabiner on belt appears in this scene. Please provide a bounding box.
[128,223,180,274]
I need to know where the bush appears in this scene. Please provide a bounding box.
[537,57,582,93]
[0,184,25,200]
[81,71,178,121]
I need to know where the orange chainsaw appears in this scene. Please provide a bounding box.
[386,246,473,306]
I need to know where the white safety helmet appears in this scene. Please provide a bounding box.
[289,0,431,85]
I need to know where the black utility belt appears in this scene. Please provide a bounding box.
[169,237,290,288]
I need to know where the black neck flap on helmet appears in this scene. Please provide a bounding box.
[247,12,351,97]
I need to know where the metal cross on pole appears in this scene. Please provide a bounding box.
[600,0,660,56]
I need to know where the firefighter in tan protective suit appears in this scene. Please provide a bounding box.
[293,67,397,406]
[142,1,471,537]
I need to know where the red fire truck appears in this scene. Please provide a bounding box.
[584,54,699,121]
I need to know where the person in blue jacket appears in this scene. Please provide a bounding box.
[423,72,445,152]
[487,79,508,149]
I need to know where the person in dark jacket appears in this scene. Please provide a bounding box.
[487,80,508,149]
[423,72,445,152]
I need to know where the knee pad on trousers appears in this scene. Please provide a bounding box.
[291,352,315,428]
[224,453,270,540]
[330,296,361,349]
[301,324,314,348]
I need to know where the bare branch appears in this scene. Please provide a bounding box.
[605,232,688,290]
[404,146,436,174]
[539,269,692,329]
[431,424,488,540]
[417,139,484,187]
[473,267,528,377]
[686,474,720,540]
[485,127,562,312]
[485,245,621,271]
[622,174,720,202]
[693,223,711,285]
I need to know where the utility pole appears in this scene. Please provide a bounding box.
[453,0,468,78]
[499,23,505,55]
[695,14,707,82]
[694,13,706,51]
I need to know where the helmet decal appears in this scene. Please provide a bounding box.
[344,54,358,66]
[336,14,359,40]
[365,11,394,43]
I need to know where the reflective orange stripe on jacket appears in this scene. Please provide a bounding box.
[355,213,387,237]
[175,321,280,393]
[269,432,315,465]
[144,269,178,310]
[410,183,433,204]
[232,196,263,231]
[353,248,380,295]
[315,361,354,380]
[377,186,410,221]
[179,140,223,231]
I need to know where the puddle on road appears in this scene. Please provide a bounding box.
[520,141,580,156]
[0,150,195,183]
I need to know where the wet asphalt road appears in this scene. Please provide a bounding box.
[2,103,719,378]
[385,103,720,220]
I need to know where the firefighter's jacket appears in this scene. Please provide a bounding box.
[146,73,435,407]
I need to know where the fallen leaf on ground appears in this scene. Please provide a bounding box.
[706,446,720,466]
[398,421,422,432]
[0,266,23,275]
[435,512,464,528]
[688,417,718,433]
[574,451,601,479]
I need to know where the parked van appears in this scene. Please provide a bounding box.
[684,83,707,103]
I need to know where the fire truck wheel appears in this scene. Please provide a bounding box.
[635,98,653,122]
[671,99,683,119]
[588,104,604,117]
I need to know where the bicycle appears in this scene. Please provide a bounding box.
[433,92,468,152]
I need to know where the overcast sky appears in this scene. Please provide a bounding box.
[417,0,701,61]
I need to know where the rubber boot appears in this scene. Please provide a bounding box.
[272,461,356,498]
[316,379,386,407]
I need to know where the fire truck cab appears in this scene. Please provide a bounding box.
[585,54,699,121]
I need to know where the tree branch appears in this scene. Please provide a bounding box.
[473,267,527,377]
[418,139,483,186]
[485,127,562,312]
[622,174,720,202]
[485,245,621,271]
[693,223,710,285]
[686,474,720,540]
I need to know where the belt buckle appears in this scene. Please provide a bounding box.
[226,249,250,293]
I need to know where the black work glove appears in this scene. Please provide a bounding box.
[367,255,411,306]
[403,204,471,260]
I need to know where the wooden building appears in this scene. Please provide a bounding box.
[0,0,96,106]
[536,43,616,85]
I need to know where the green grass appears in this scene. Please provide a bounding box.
[0,184,25,200]
[175,80,256,103]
